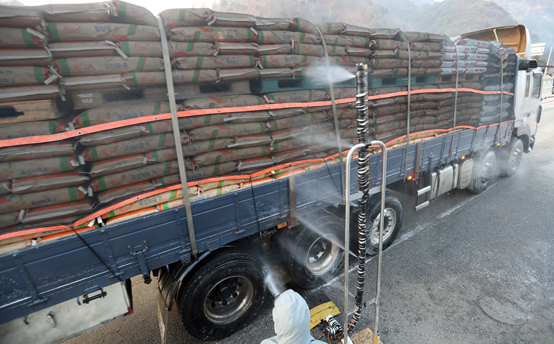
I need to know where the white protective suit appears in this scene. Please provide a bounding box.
[261,289,326,344]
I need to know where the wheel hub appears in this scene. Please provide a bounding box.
[370,207,397,244]
[204,276,254,325]
[306,234,340,275]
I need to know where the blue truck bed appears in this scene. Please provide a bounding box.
[0,122,513,324]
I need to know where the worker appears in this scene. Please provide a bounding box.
[261,289,327,344]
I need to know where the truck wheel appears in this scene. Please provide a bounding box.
[500,138,523,177]
[178,249,266,341]
[365,193,404,256]
[469,150,496,194]
[284,214,345,289]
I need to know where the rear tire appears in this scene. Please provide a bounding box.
[283,214,345,289]
[365,193,404,256]
[469,150,497,194]
[500,138,523,177]
[178,249,266,341]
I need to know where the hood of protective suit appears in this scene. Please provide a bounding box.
[272,289,314,344]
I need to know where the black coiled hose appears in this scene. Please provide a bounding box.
[347,63,370,333]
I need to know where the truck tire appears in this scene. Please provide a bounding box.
[500,138,523,177]
[365,193,404,256]
[469,150,496,194]
[284,214,345,289]
[177,249,267,341]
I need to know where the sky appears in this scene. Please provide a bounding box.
[17,0,217,16]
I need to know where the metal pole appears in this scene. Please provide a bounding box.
[403,33,412,179]
[545,47,552,76]
[343,140,387,344]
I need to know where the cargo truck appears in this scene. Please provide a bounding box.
[0,18,542,344]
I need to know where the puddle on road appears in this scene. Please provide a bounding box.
[478,295,527,325]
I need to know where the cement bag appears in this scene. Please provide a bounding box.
[224,111,271,123]
[174,55,256,69]
[182,138,233,157]
[83,133,186,161]
[412,59,442,68]
[36,3,110,22]
[371,104,407,116]
[228,134,273,148]
[288,18,318,36]
[49,41,123,58]
[0,212,20,229]
[269,108,307,119]
[403,32,430,42]
[264,90,327,103]
[0,7,45,30]
[7,172,89,194]
[457,45,478,54]
[369,40,409,50]
[54,56,164,76]
[237,157,273,171]
[193,146,271,167]
[0,28,48,48]
[465,67,487,74]
[324,35,365,47]
[427,51,443,59]
[113,0,158,27]
[333,88,356,99]
[0,66,52,87]
[292,43,324,57]
[371,50,428,60]
[0,117,67,140]
[428,33,444,43]
[116,41,162,57]
[370,86,405,95]
[269,127,307,142]
[328,56,370,66]
[188,122,266,141]
[257,31,318,45]
[369,28,400,40]
[368,120,406,134]
[440,61,456,68]
[207,12,257,27]
[183,161,236,180]
[455,38,488,47]
[91,161,180,192]
[21,201,93,224]
[315,23,345,35]
[159,8,212,29]
[370,69,403,77]
[185,95,265,110]
[170,26,256,42]
[259,68,299,79]
[271,137,308,153]
[89,154,148,178]
[0,142,73,161]
[325,45,347,56]
[179,114,231,129]
[172,69,219,84]
[370,59,409,69]
[411,42,443,51]
[217,68,259,81]
[272,148,306,164]
[441,52,459,60]
[267,112,328,131]
[216,42,258,55]
[0,186,87,214]
[440,67,465,75]
[475,61,488,67]
[345,46,370,57]
[423,67,441,75]
[257,44,292,55]
[0,156,78,181]
[334,108,357,119]
[374,113,407,124]
[73,101,171,127]
[255,18,290,31]
[258,55,318,68]
[0,49,51,67]
[60,74,132,91]
[97,180,158,205]
[47,22,161,42]
[168,42,217,57]
[79,125,148,147]
[410,101,438,110]
[341,24,371,37]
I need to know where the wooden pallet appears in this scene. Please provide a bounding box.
[368,75,436,89]
[250,77,356,94]
[142,80,251,101]
[434,73,481,84]
[0,99,62,124]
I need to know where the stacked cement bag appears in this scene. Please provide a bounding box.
[161,8,325,83]
[0,7,61,103]
[42,1,162,93]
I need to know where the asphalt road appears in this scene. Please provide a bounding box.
[67,101,554,344]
